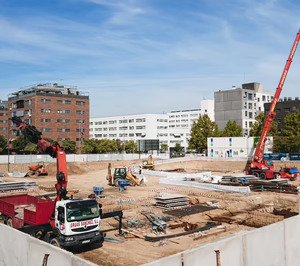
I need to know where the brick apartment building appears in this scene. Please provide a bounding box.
[0,100,8,137]
[8,83,89,145]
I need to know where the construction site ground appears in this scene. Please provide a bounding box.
[2,160,300,266]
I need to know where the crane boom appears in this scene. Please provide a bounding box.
[11,116,68,201]
[253,29,300,166]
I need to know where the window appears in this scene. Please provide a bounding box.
[292,106,297,111]
[42,99,51,104]
[103,121,107,124]
[109,134,117,138]
[41,119,51,123]
[129,133,134,137]
[129,119,134,123]
[119,119,128,123]
[136,126,145,129]
[129,126,134,130]
[0,120,7,124]
[0,128,7,131]
[76,129,85,132]
[109,127,117,131]
[0,113,7,117]
[90,122,93,125]
[284,108,290,113]
[58,128,71,132]
[95,121,102,125]
[57,119,70,123]
[57,110,71,114]
[248,103,253,109]
[76,138,85,142]
[76,120,85,124]
[245,121,247,127]
[109,120,117,124]
[136,118,146,122]
[76,110,85,115]
[76,101,85,106]
[249,112,253,119]
[41,109,51,113]
[95,134,102,138]
[245,111,247,117]
[95,128,102,131]
[42,128,51,132]
[25,110,32,116]
[58,100,71,104]
[249,121,253,127]
[25,100,32,106]
[248,93,253,100]
[262,95,266,101]
[119,126,128,130]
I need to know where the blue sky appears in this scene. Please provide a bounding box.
[0,0,300,117]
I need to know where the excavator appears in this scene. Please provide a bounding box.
[248,29,300,180]
[26,161,48,177]
[107,163,143,186]
[142,155,154,170]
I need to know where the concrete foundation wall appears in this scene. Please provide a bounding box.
[0,224,96,266]
[146,215,300,266]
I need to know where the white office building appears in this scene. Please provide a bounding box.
[90,113,169,146]
[90,100,214,151]
[215,83,273,136]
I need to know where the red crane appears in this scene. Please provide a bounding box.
[249,29,300,180]
[11,116,68,201]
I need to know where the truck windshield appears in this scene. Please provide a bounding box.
[66,201,99,222]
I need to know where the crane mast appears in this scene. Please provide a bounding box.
[252,29,300,168]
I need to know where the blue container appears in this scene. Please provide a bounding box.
[118,180,129,192]
[93,187,104,196]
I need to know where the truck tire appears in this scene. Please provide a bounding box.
[6,218,13,227]
[128,180,136,186]
[274,173,281,179]
[253,172,259,177]
[260,172,266,180]
[50,237,61,248]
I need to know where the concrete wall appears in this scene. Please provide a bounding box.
[145,214,300,266]
[0,223,96,266]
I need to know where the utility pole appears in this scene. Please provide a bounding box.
[7,107,11,173]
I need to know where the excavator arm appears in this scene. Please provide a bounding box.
[11,116,68,201]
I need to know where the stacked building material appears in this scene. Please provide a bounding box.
[155,193,189,209]
[250,180,297,194]
[0,181,38,193]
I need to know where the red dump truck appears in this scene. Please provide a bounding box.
[0,117,103,248]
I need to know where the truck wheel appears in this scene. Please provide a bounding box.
[260,172,266,180]
[50,237,61,248]
[128,180,136,186]
[253,172,259,177]
[6,218,13,227]
[274,173,281,179]
[35,230,44,239]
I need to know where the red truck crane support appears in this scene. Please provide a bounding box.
[249,29,300,180]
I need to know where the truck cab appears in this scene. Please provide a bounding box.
[53,199,103,247]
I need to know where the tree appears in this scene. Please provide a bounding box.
[174,143,183,152]
[125,140,138,153]
[24,143,38,153]
[12,136,29,153]
[115,139,124,153]
[61,140,77,154]
[188,114,220,152]
[82,139,98,153]
[282,109,300,137]
[222,120,242,137]
[160,144,169,153]
[250,113,278,137]
[96,139,118,153]
[0,135,7,153]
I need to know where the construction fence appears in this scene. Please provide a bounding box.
[0,153,249,165]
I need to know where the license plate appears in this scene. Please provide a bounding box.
[82,240,90,244]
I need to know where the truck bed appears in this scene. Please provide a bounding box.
[0,194,55,228]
